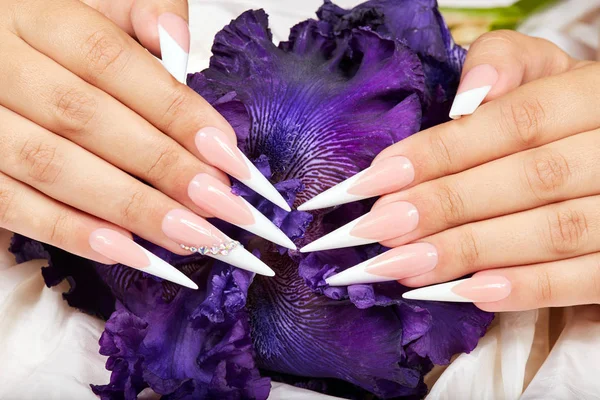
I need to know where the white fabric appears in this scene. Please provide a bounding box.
[2,0,600,399]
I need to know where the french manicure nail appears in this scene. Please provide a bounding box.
[158,13,190,83]
[188,173,296,249]
[402,275,512,303]
[325,243,437,286]
[301,201,418,252]
[89,228,198,289]
[297,156,415,211]
[449,64,498,119]
[162,209,275,276]
[195,127,291,212]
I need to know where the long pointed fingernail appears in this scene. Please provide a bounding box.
[195,127,291,212]
[158,13,190,83]
[301,202,418,252]
[402,275,512,302]
[325,243,437,286]
[449,64,498,119]
[188,173,296,249]
[89,228,198,289]
[162,209,275,276]
[298,156,414,211]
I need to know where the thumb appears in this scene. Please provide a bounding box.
[83,0,190,82]
[450,30,576,119]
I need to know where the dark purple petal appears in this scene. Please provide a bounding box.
[92,261,269,400]
[189,9,425,204]
[10,3,493,399]
[316,0,465,127]
[248,252,427,398]
[9,235,116,319]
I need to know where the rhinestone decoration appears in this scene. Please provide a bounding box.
[179,240,242,256]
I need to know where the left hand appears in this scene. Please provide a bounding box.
[300,31,600,312]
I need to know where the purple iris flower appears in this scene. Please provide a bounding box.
[10,1,493,399]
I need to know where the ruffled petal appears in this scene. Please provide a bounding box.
[190,9,425,203]
[317,0,465,127]
[248,252,428,398]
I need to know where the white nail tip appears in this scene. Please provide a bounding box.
[325,258,390,286]
[140,248,198,289]
[239,153,291,212]
[208,245,275,276]
[449,86,491,120]
[300,215,372,252]
[241,198,296,250]
[297,170,367,211]
[402,279,470,302]
[158,25,189,84]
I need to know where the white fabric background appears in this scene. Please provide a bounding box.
[1,1,600,399]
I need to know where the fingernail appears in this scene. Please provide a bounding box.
[449,64,498,119]
[162,209,275,276]
[89,228,198,289]
[195,127,291,212]
[188,174,296,249]
[301,202,418,252]
[158,13,190,83]
[325,243,437,286]
[402,275,512,303]
[298,156,414,211]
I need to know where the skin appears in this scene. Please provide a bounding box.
[0,0,237,264]
[370,30,600,312]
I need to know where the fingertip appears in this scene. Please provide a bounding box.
[130,1,190,58]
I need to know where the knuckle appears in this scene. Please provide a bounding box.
[427,132,455,175]
[145,146,181,182]
[523,149,571,200]
[0,177,16,225]
[19,139,64,185]
[535,269,554,304]
[161,88,193,132]
[120,189,149,226]
[470,30,521,55]
[51,86,98,136]
[456,227,481,271]
[82,28,130,80]
[498,97,545,147]
[434,182,466,225]
[47,209,71,248]
[546,208,588,255]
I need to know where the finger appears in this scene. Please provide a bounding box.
[14,0,289,210]
[326,194,600,287]
[0,32,293,245]
[0,35,222,217]
[0,105,274,276]
[449,30,575,118]
[372,62,600,189]
[298,63,600,210]
[82,0,190,60]
[399,194,600,288]
[402,253,600,311]
[376,128,600,248]
[0,171,197,288]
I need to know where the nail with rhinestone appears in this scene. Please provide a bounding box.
[188,174,295,249]
[162,209,274,276]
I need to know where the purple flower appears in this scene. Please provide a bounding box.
[10,2,493,399]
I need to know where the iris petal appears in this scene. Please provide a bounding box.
[10,2,493,399]
[190,9,424,203]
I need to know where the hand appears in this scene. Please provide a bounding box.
[299,30,600,311]
[0,0,295,288]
